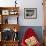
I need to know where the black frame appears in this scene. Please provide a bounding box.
[24,8,37,19]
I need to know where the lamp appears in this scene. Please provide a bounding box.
[15,0,17,7]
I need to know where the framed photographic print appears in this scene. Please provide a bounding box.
[24,8,37,19]
[2,10,9,15]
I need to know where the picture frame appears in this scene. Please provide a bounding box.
[24,8,37,19]
[2,10,9,15]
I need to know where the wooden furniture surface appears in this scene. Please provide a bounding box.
[44,29,46,46]
[0,7,19,24]
[0,7,20,46]
[2,41,19,46]
[0,24,20,32]
[0,7,19,10]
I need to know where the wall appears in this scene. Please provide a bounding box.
[0,0,44,26]
[19,0,44,26]
[18,26,43,44]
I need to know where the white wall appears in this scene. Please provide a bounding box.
[0,0,44,26]
[19,0,44,26]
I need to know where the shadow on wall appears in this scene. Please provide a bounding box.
[18,26,43,44]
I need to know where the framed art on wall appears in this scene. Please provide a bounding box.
[24,8,37,19]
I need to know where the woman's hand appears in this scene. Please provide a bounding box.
[25,36,38,46]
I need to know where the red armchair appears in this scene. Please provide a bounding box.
[21,28,41,46]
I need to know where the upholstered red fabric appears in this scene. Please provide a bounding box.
[21,28,41,46]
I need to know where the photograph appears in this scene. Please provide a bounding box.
[24,8,37,19]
